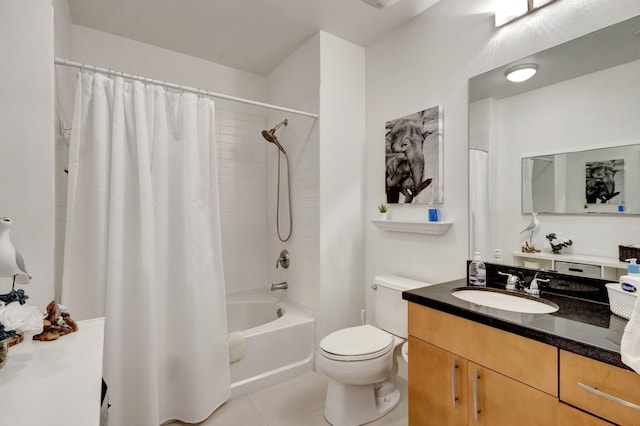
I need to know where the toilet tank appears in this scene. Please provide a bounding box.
[373,275,431,338]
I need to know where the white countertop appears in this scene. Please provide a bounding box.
[0,317,105,426]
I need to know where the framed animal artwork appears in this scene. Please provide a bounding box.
[385,106,443,204]
[585,159,624,204]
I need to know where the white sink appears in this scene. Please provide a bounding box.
[451,287,559,314]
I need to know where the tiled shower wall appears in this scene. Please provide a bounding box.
[217,107,269,293]
[267,99,320,313]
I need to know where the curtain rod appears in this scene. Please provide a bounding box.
[54,57,319,119]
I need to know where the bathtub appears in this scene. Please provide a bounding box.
[226,289,315,398]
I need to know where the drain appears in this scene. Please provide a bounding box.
[276,308,284,318]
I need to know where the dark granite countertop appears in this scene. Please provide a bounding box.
[403,278,630,370]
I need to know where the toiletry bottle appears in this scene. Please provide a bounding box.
[620,258,640,293]
[468,252,486,287]
[428,202,440,222]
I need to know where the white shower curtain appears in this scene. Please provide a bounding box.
[62,72,229,425]
[469,149,492,259]
[522,158,534,213]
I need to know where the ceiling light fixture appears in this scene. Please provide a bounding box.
[504,64,539,82]
[495,0,559,27]
[361,0,402,9]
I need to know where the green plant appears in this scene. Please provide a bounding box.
[378,203,388,213]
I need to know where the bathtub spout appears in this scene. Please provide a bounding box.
[271,281,288,291]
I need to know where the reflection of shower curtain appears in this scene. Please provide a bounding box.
[522,158,534,213]
[469,149,491,259]
[62,72,229,425]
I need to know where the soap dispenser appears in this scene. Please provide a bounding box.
[468,252,486,287]
[620,258,640,293]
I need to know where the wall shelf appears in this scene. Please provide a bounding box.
[371,219,452,235]
[512,251,627,280]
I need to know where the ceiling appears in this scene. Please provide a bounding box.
[67,0,440,75]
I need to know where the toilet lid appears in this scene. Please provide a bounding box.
[319,324,394,361]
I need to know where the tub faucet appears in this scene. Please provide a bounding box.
[276,250,290,269]
[271,281,288,291]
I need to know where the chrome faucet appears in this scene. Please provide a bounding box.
[525,273,549,296]
[498,271,525,291]
[271,281,288,291]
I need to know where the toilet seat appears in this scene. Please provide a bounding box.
[319,324,394,361]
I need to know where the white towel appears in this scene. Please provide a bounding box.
[621,293,640,374]
[227,332,246,364]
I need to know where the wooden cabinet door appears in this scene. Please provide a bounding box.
[468,362,557,426]
[408,336,468,425]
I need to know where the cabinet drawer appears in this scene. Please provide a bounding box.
[409,303,558,396]
[555,261,601,278]
[560,350,640,425]
[557,402,613,425]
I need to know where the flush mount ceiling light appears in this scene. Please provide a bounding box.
[361,0,402,9]
[504,64,539,82]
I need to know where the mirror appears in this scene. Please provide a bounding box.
[523,145,640,214]
[468,14,640,263]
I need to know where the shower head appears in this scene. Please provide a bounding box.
[261,119,288,155]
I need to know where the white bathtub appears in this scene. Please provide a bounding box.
[226,289,315,398]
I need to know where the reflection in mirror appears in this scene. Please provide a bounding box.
[468,14,640,265]
[522,145,640,214]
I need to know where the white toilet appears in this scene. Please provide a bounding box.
[317,275,429,426]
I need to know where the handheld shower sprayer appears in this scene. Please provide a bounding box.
[261,119,288,154]
[261,118,292,242]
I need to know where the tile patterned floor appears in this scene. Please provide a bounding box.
[166,372,408,426]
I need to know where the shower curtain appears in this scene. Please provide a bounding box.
[522,158,534,213]
[469,149,492,259]
[62,72,229,425]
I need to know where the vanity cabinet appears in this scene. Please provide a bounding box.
[557,403,613,425]
[560,350,640,425]
[409,337,557,425]
[408,336,468,425]
[408,303,558,425]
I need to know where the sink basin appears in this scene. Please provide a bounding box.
[450,287,559,314]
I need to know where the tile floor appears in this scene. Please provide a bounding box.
[167,372,408,426]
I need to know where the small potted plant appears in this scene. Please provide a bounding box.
[378,203,389,220]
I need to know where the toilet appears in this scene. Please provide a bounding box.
[317,275,429,426]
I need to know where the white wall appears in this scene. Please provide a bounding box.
[365,0,640,295]
[68,25,271,294]
[72,26,267,102]
[494,59,640,259]
[318,32,366,339]
[0,1,56,309]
